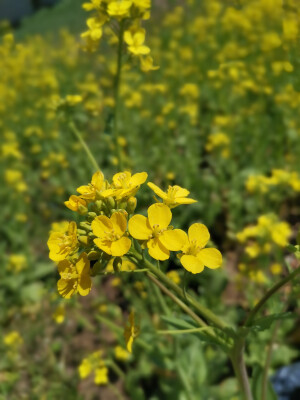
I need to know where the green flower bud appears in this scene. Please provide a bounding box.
[113,257,122,273]
[78,204,88,215]
[88,250,101,260]
[78,235,89,246]
[106,197,115,209]
[79,222,92,231]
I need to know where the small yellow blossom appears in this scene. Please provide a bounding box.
[124,311,139,353]
[148,182,197,209]
[270,263,283,275]
[166,270,181,285]
[124,29,150,55]
[64,195,88,213]
[52,305,65,324]
[4,331,23,349]
[178,224,222,274]
[94,367,109,385]
[129,203,186,260]
[107,1,132,18]
[92,212,131,256]
[114,345,130,361]
[47,221,78,262]
[101,171,147,200]
[57,253,92,298]
[77,170,104,201]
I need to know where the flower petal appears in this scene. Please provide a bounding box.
[92,215,113,238]
[111,212,127,235]
[94,238,112,255]
[91,170,104,190]
[188,223,210,248]
[57,278,76,298]
[147,238,170,261]
[148,203,172,230]
[130,172,148,186]
[197,248,222,269]
[180,255,204,274]
[176,197,197,204]
[111,237,132,256]
[147,182,167,200]
[160,229,187,251]
[76,253,90,275]
[128,214,152,240]
[78,275,92,296]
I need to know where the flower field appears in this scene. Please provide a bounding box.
[1,0,300,399]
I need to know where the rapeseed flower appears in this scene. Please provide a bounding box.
[92,212,131,256]
[124,29,150,55]
[128,203,185,260]
[57,252,92,298]
[178,223,222,274]
[77,170,104,201]
[47,221,78,262]
[101,171,147,200]
[147,182,197,208]
[124,311,139,353]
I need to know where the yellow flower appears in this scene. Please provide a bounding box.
[94,367,109,385]
[114,345,130,361]
[178,223,222,274]
[64,195,88,213]
[77,171,104,201]
[124,29,150,55]
[101,171,147,200]
[52,305,65,324]
[140,55,159,72]
[4,331,23,348]
[82,0,102,11]
[166,270,181,285]
[47,221,78,262]
[147,182,197,209]
[92,212,131,256]
[128,203,186,260]
[57,253,92,298]
[270,263,283,275]
[79,358,92,379]
[81,17,103,41]
[107,1,132,18]
[124,311,139,353]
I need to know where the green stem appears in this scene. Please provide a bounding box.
[147,273,206,327]
[157,327,213,335]
[130,252,228,330]
[244,265,300,327]
[230,337,253,400]
[106,359,125,379]
[69,121,100,172]
[261,321,280,400]
[98,268,148,275]
[112,20,125,169]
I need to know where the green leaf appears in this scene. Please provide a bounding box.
[251,365,278,400]
[249,312,295,332]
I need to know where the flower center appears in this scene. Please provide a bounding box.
[151,224,166,239]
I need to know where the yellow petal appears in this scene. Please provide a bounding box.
[173,186,190,197]
[57,259,71,274]
[130,172,148,186]
[111,212,127,235]
[188,223,210,248]
[180,255,204,274]
[147,238,170,261]
[76,253,90,275]
[134,31,145,46]
[159,229,187,251]
[94,238,112,255]
[197,248,222,269]
[176,197,197,204]
[111,237,132,256]
[92,171,104,188]
[78,275,92,296]
[124,31,134,46]
[147,182,167,200]
[113,171,130,187]
[92,215,113,238]
[128,214,152,240]
[57,279,76,298]
[148,203,171,230]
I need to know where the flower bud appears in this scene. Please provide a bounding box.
[127,197,137,214]
[113,257,122,273]
[78,235,89,246]
[88,250,101,260]
[106,197,115,209]
[95,200,103,212]
[78,204,88,215]
[79,222,92,232]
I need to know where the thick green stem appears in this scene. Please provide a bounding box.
[244,265,300,327]
[69,121,100,172]
[112,20,125,170]
[230,338,253,400]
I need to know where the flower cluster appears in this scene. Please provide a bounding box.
[81,0,158,71]
[78,350,109,385]
[246,169,300,194]
[48,170,222,298]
